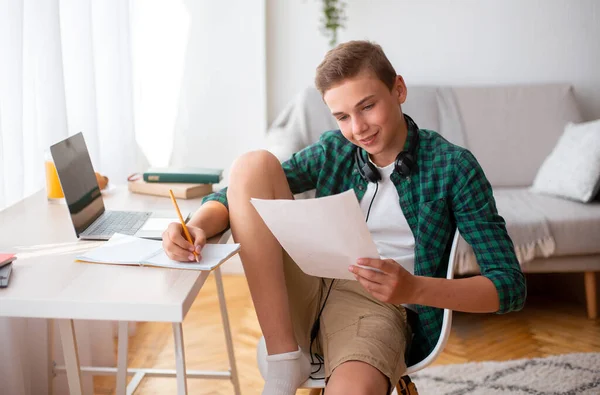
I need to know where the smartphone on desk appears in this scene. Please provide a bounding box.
[0,263,12,288]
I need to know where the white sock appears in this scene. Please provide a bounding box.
[262,346,311,395]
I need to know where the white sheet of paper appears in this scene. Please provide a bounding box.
[140,217,177,232]
[145,243,240,270]
[77,233,240,271]
[78,233,158,264]
[251,190,380,280]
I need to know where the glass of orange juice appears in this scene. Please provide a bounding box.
[45,151,64,200]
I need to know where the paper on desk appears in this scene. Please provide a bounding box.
[251,190,380,280]
[77,233,158,264]
[77,233,240,271]
[143,242,240,270]
[140,217,177,232]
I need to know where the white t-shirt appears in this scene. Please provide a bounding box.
[359,161,416,274]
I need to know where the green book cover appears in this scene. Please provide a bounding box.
[143,167,223,184]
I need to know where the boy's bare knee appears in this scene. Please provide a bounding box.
[227,150,292,202]
[326,361,389,395]
[326,378,386,395]
[229,150,280,185]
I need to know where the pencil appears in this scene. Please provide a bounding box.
[168,189,200,262]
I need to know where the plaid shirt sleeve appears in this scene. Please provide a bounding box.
[201,185,229,210]
[450,150,527,314]
[201,142,327,209]
[281,140,326,194]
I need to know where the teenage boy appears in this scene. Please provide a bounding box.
[162,41,526,395]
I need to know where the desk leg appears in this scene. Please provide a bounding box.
[215,267,241,395]
[116,321,129,395]
[57,319,83,395]
[172,322,188,395]
[48,319,55,395]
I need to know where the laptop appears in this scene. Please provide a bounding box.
[51,132,182,241]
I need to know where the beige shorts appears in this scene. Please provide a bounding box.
[283,251,411,389]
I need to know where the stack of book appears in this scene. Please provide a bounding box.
[128,167,223,199]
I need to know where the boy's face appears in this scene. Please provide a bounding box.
[323,72,408,167]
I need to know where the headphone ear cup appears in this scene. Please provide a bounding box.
[355,147,381,183]
[395,152,416,177]
[362,162,381,183]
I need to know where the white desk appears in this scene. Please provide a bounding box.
[0,187,241,395]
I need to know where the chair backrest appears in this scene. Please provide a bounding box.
[405,229,460,375]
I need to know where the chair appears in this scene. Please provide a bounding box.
[256,230,460,394]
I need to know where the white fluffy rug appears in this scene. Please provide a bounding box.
[410,353,600,395]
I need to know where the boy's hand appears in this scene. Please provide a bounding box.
[349,258,418,304]
[162,222,206,262]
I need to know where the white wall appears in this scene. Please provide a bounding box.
[170,0,267,187]
[267,0,600,124]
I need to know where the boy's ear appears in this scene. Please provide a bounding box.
[394,75,407,104]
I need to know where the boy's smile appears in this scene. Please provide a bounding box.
[324,72,409,167]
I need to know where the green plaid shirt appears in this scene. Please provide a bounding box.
[203,127,526,365]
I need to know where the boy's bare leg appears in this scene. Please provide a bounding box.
[326,361,389,395]
[228,150,311,394]
[227,150,298,355]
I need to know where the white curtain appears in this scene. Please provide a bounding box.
[0,0,146,211]
[0,0,190,211]
[0,0,189,394]
[0,0,69,210]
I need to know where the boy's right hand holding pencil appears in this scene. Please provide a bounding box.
[163,189,206,262]
[162,222,206,262]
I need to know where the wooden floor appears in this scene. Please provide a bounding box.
[94,274,600,395]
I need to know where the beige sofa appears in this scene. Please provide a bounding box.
[266,83,600,319]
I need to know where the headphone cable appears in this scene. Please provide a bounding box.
[308,278,335,379]
[365,182,379,222]
[307,182,379,380]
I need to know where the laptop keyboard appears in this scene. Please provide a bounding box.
[83,211,152,237]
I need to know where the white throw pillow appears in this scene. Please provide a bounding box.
[531,119,600,203]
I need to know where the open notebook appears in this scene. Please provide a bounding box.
[77,233,240,271]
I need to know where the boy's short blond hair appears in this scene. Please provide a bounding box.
[315,40,397,95]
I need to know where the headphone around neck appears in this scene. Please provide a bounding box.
[354,113,420,182]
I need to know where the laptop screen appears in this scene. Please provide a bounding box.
[50,132,105,236]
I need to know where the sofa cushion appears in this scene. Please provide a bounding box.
[533,190,600,256]
[439,84,583,187]
[266,87,338,161]
[403,86,439,132]
[531,119,600,203]
[456,188,600,275]
[455,188,555,274]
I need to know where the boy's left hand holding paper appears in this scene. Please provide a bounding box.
[350,258,418,305]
